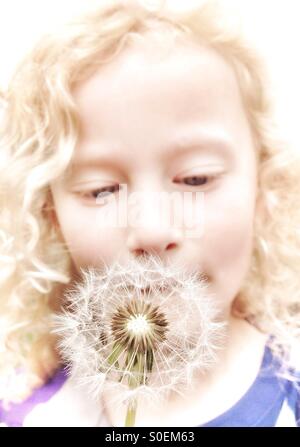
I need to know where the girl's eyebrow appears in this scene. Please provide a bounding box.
[71,133,234,168]
[161,134,235,162]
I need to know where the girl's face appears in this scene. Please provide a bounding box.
[50,35,258,313]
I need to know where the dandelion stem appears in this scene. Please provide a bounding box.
[125,398,138,427]
[109,299,166,427]
[124,351,153,427]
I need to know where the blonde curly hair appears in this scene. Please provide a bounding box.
[1,0,300,402]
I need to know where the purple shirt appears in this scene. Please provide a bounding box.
[1,344,299,427]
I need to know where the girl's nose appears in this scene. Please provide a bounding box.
[126,224,182,258]
[126,192,184,258]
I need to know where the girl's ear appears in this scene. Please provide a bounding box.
[42,189,60,230]
[48,208,60,230]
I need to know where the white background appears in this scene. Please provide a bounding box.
[0,0,299,153]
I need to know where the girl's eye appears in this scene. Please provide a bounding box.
[82,184,121,201]
[174,175,215,187]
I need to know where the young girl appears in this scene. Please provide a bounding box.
[0,0,300,427]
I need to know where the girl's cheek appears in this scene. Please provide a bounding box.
[50,194,117,268]
[60,219,125,270]
[201,194,256,306]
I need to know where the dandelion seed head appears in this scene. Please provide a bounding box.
[52,254,227,406]
[111,299,168,353]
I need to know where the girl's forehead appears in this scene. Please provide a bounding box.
[72,35,248,153]
[73,33,239,104]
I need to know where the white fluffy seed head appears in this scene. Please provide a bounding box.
[52,254,227,406]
